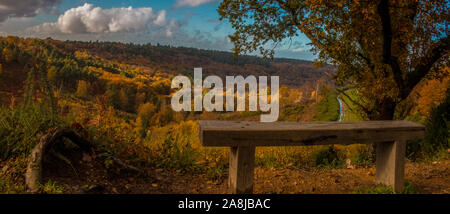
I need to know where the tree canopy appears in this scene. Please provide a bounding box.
[219,0,449,120]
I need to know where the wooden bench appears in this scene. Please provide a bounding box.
[198,120,425,194]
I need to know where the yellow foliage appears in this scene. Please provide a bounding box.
[74,50,90,59]
[2,47,14,62]
[138,103,156,120]
[76,80,89,99]
[118,89,128,110]
[413,69,450,117]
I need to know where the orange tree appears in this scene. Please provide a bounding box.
[219,0,449,120]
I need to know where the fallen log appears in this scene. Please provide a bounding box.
[25,127,143,193]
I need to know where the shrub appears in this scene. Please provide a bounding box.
[143,121,202,171]
[0,103,64,160]
[0,173,26,194]
[255,147,308,169]
[76,80,89,99]
[153,106,175,126]
[423,89,449,154]
[40,180,64,194]
[354,181,418,194]
[353,145,374,166]
[279,105,304,121]
[154,131,200,171]
[407,88,449,160]
[312,145,341,167]
[136,102,156,138]
[205,153,228,181]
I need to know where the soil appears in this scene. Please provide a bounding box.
[40,150,450,194]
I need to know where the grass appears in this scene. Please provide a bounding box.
[0,156,27,193]
[313,90,340,121]
[354,181,418,194]
[339,89,364,122]
[0,103,65,160]
[0,173,26,194]
[279,105,304,121]
[40,180,65,194]
[255,146,307,169]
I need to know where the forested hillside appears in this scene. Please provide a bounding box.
[0,36,334,107]
[49,39,334,87]
[0,36,448,194]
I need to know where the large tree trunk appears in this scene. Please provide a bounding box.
[369,99,396,121]
[368,99,397,161]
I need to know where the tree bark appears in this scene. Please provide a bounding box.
[368,99,396,161]
[25,128,94,193]
[25,127,143,193]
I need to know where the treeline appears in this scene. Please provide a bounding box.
[54,40,310,67]
[44,38,334,88]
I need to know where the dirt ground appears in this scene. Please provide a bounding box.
[39,152,450,194]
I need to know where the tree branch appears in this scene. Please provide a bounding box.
[377,0,393,63]
[404,35,450,98]
[358,52,374,70]
[377,0,406,96]
[336,88,371,115]
[275,0,315,41]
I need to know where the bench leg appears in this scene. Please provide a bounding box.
[375,140,406,193]
[229,146,255,194]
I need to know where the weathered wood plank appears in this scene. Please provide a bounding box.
[199,120,424,147]
[229,146,255,194]
[376,140,406,192]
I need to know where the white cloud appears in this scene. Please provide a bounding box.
[32,3,167,34]
[154,10,166,26]
[292,47,308,52]
[174,0,216,8]
[166,20,177,37]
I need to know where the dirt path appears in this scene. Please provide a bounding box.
[337,96,344,122]
[43,153,450,194]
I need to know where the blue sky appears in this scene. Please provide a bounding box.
[0,0,315,60]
